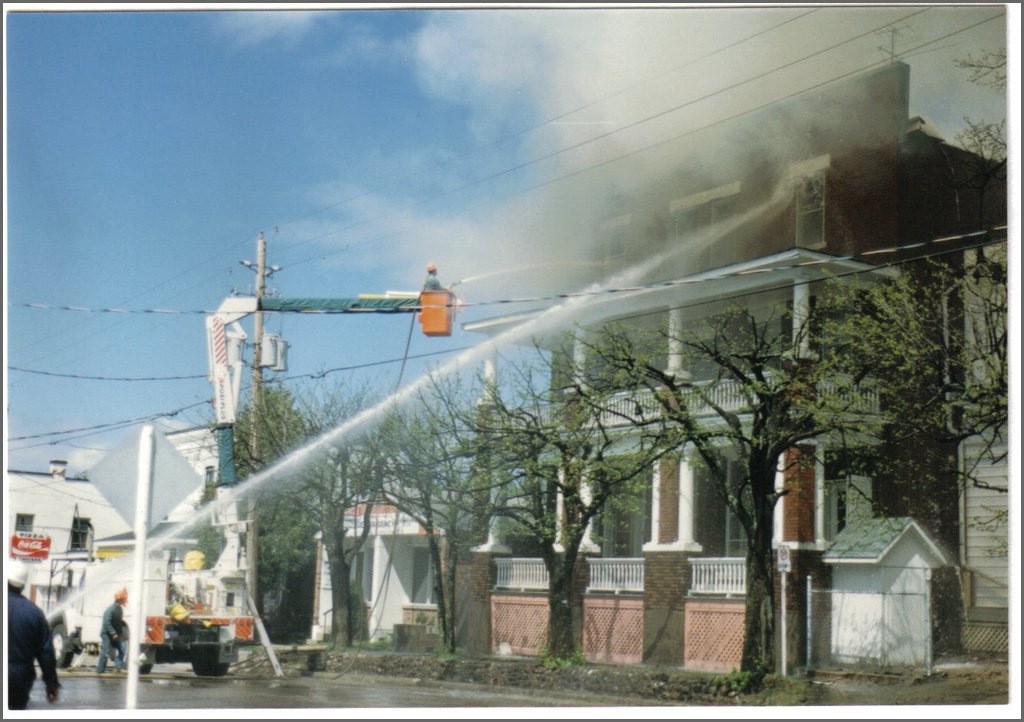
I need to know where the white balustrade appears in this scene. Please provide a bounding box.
[689,557,746,596]
[494,558,549,591]
[586,558,644,593]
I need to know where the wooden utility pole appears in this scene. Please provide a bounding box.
[247,232,267,607]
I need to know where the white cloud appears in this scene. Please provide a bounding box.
[211,10,322,47]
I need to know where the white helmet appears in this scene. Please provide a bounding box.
[8,562,32,590]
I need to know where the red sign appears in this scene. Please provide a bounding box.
[10,533,52,560]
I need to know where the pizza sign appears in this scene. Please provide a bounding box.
[10,532,52,560]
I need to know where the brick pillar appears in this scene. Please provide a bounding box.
[456,550,503,655]
[642,550,691,665]
[782,444,817,543]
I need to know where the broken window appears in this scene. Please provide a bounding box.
[69,517,93,551]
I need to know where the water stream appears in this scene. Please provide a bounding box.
[45,187,790,625]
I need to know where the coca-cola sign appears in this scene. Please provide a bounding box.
[10,533,52,560]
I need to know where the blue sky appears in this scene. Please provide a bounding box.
[4,4,1014,476]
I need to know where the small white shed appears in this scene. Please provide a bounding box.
[823,516,948,671]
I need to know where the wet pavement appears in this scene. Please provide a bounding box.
[16,664,655,712]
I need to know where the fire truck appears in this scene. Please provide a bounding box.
[45,499,259,677]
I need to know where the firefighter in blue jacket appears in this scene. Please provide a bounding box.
[7,563,60,710]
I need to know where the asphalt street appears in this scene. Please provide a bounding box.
[12,664,654,714]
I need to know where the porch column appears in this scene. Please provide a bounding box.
[774,455,785,544]
[573,332,589,388]
[648,462,661,545]
[677,457,697,548]
[667,308,690,379]
[368,535,389,639]
[814,443,827,547]
[792,282,812,359]
[579,481,600,554]
[644,455,701,552]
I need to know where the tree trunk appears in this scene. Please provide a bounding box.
[544,547,581,658]
[741,496,776,677]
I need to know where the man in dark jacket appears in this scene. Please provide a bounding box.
[97,588,128,673]
[7,563,60,710]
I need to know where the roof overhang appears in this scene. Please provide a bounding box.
[463,248,895,339]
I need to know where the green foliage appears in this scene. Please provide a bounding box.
[712,666,763,695]
[539,646,588,670]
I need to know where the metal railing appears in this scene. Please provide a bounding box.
[586,558,644,593]
[494,558,549,591]
[690,557,746,596]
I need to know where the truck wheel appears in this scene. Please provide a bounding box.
[191,649,230,677]
[50,624,74,669]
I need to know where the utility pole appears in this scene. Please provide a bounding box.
[247,232,267,609]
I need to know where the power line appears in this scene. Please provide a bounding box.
[7,367,207,382]
[7,228,1005,450]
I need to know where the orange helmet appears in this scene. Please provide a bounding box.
[426,262,438,273]
[114,588,128,603]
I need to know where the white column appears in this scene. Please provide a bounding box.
[774,455,786,544]
[677,457,697,547]
[814,446,827,547]
[648,461,662,545]
[792,282,812,358]
[579,481,600,554]
[552,473,566,553]
[572,332,589,389]
[667,308,690,379]
[369,535,388,639]
[643,455,701,552]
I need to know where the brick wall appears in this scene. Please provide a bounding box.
[643,551,690,664]
[658,459,680,545]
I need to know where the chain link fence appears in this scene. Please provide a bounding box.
[807,584,933,675]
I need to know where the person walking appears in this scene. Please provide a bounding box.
[97,588,128,674]
[7,563,60,710]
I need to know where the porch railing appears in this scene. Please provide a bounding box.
[589,376,879,429]
[689,557,746,597]
[495,558,549,591]
[586,558,644,593]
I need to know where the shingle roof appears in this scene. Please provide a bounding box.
[823,516,947,566]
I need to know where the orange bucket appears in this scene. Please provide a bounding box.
[418,290,454,337]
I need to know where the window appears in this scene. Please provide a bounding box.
[411,547,435,604]
[723,460,749,557]
[796,172,826,248]
[70,517,93,551]
[204,466,216,486]
[824,449,874,540]
[789,154,829,249]
[596,470,652,558]
[15,514,34,532]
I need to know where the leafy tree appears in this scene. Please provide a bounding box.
[478,338,676,658]
[232,383,317,641]
[283,382,387,649]
[819,245,1008,550]
[592,296,882,680]
[379,373,492,654]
